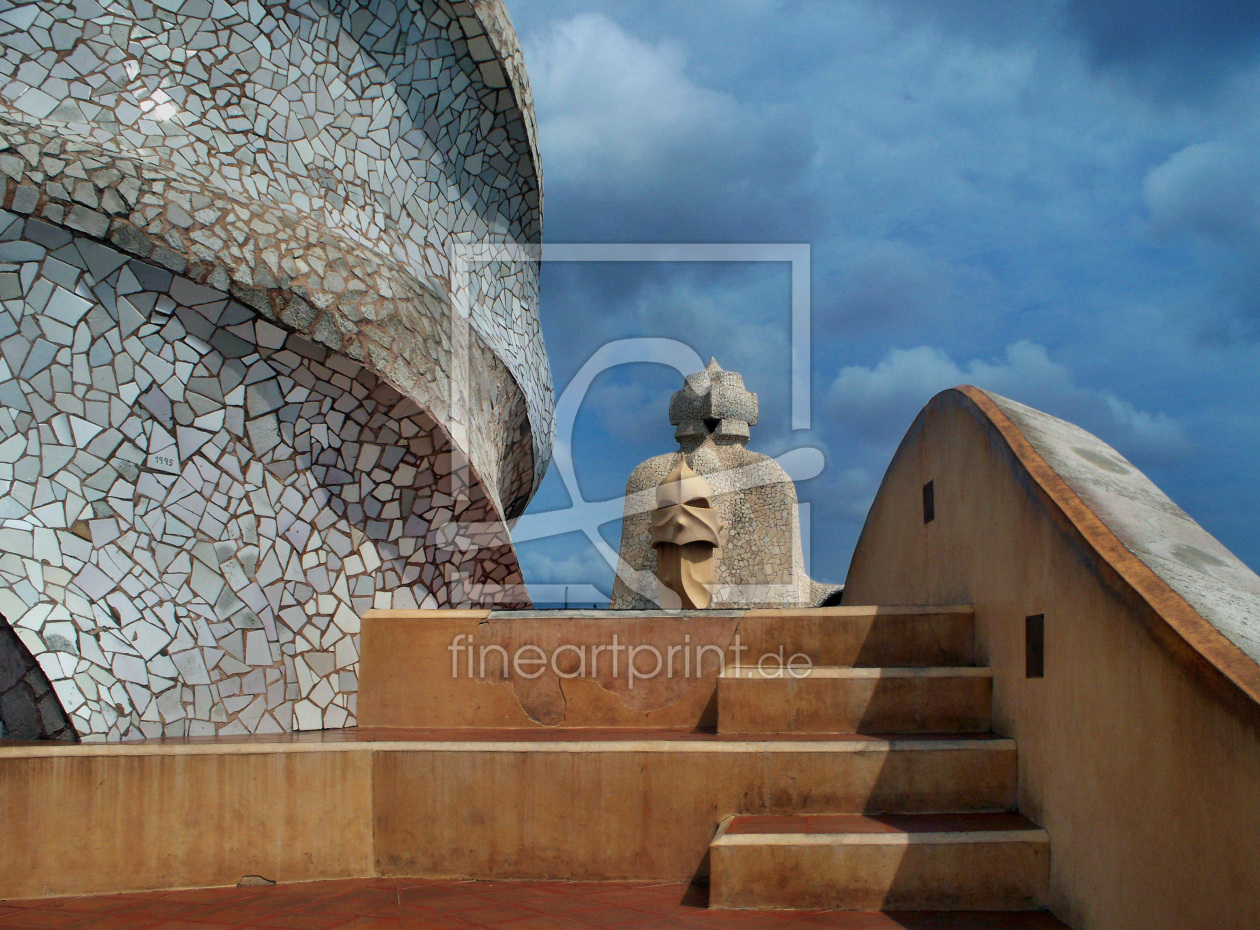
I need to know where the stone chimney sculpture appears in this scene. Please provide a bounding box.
[610,360,840,609]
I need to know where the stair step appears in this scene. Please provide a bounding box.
[734,606,976,667]
[718,666,992,734]
[709,812,1050,911]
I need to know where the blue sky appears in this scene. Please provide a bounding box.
[506,0,1260,605]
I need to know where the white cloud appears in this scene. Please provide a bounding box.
[826,340,1190,462]
[518,545,610,584]
[522,13,738,179]
[827,345,962,438]
[1145,142,1260,243]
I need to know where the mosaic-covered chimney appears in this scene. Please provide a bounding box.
[0,0,554,739]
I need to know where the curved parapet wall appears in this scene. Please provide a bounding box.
[844,386,1260,930]
[0,0,552,739]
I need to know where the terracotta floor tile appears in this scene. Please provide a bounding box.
[795,913,901,928]
[680,911,801,929]
[148,889,267,908]
[252,909,369,929]
[0,914,96,930]
[583,888,688,913]
[318,903,402,921]
[398,903,471,919]
[0,881,1071,930]
[453,902,533,926]
[496,907,584,922]
[564,905,663,927]
[531,882,630,897]
[64,915,162,930]
[418,894,500,915]
[468,887,561,905]
[394,879,479,892]
[326,890,400,905]
[395,887,459,903]
[96,902,205,922]
[28,895,146,915]
[398,907,476,922]
[176,905,290,925]
[513,895,611,918]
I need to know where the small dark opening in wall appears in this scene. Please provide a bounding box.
[922,480,935,524]
[1026,614,1045,678]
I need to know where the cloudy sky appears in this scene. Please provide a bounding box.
[505,0,1260,605]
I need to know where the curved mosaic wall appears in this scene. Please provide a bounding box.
[0,0,552,511]
[0,0,552,739]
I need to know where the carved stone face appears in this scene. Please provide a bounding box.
[650,460,721,609]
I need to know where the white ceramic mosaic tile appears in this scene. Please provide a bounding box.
[0,0,552,508]
[0,213,530,739]
[0,0,551,740]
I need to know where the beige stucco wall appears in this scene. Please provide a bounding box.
[357,606,975,729]
[844,386,1260,930]
[0,727,1015,898]
[0,743,374,899]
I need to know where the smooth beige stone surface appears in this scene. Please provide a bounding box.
[717,666,993,734]
[0,730,1017,896]
[844,386,1260,930]
[357,607,976,729]
[372,738,1017,881]
[710,823,1049,910]
[735,607,976,668]
[0,746,374,900]
[357,611,736,729]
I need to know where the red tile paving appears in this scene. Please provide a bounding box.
[0,879,1071,929]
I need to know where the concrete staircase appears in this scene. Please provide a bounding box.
[357,605,1063,923]
[707,605,1052,914]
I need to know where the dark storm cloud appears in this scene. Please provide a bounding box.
[881,0,1260,96]
[1065,0,1260,94]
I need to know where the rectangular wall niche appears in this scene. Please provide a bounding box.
[1026,614,1045,679]
[922,480,935,524]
